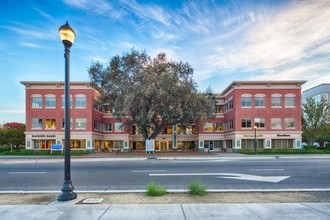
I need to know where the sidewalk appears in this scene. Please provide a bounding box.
[1,203,330,220]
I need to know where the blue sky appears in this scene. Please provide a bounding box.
[1,0,330,124]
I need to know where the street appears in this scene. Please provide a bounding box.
[0,158,329,191]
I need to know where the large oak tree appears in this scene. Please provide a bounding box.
[88,50,215,140]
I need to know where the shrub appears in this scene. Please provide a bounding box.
[303,145,318,150]
[146,182,167,196]
[188,178,207,196]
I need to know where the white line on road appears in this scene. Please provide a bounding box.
[249,169,285,171]
[131,170,167,173]
[8,172,47,174]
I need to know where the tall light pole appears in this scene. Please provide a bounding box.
[254,125,257,155]
[58,21,77,201]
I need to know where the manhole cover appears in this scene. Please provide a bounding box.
[82,198,104,204]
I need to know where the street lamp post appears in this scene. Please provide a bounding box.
[58,21,77,201]
[254,125,257,155]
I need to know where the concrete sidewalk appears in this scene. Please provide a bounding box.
[1,203,330,220]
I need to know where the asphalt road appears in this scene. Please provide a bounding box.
[0,158,329,191]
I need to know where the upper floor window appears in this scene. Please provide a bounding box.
[32,118,42,129]
[241,94,252,107]
[255,94,265,107]
[94,120,99,130]
[241,118,252,128]
[45,95,56,108]
[215,122,224,131]
[76,118,86,129]
[271,118,282,129]
[254,118,265,128]
[115,122,123,132]
[285,118,295,128]
[62,118,72,129]
[204,122,213,132]
[104,122,112,132]
[224,98,234,112]
[285,94,296,107]
[61,95,72,108]
[45,119,56,129]
[32,95,42,108]
[75,95,86,108]
[271,94,282,107]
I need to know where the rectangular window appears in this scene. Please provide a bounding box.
[32,97,42,108]
[285,118,295,128]
[75,97,86,108]
[271,97,282,107]
[104,123,112,132]
[254,118,265,128]
[271,118,282,129]
[62,97,73,108]
[255,97,265,107]
[115,122,123,132]
[228,119,234,130]
[62,118,72,129]
[215,122,224,131]
[241,97,252,107]
[204,122,213,132]
[45,97,56,108]
[114,140,123,148]
[241,118,252,128]
[32,118,42,129]
[76,118,86,129]
[45,119,56,129]
[94,120,99,130]
[285,97,296,107]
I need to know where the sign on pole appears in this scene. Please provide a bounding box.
[51,144,63,154]
[146,139,150,153]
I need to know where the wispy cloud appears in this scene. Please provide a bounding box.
[33,7,56,22]
[20,42,41,48]
[0,24,57,41]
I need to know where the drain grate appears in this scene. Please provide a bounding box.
[82,198,104,204]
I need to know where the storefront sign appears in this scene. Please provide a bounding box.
[32,134,56,138]
[277,134,291,137]
[243,134,263,137]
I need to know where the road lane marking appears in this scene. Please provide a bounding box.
[249,169,285,171]
[131,170,167,173]
[8,172,47,174]
[149,172,290,183]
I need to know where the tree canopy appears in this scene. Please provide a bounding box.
[0,122,25,147]
[88,50,215,140]
[302,98,330,145]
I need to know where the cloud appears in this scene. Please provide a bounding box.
[0,107,25,114]
[33,7,56,22]
[20,42,41,48]
[0,24,57,41]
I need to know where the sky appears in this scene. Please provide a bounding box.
[0,0,330,124]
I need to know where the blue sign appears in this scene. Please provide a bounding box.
[51,144,62,150]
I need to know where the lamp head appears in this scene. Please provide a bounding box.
[254,125,258,129]
[59,21,75,48]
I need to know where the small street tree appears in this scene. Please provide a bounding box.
[302,98,330,145]
[88,50,215,140]
[0,122,25,148]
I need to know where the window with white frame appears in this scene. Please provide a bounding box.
[61,95,73,108]
[285,94,296,107]
[45,95,56,108]
[204,122,213,132]
[76,118,86,129]
[215,122,224,131]
[45,119,56,129]
[32,95,42,108]
[94,120,99,130]
[241,118,252,128]
[271,118,282,129]
[62,118,72,129]
[271,94,282,107]
[32,118,42,129]
[75,95,86,108]
[254,94,265,107]
[241,94,252,107]
[104,123,112,132]
[285,118,295,128]
[254,118,265,128]
[115,122,123,132]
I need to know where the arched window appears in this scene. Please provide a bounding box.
[31,94,42,108]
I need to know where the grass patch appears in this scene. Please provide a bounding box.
[146,182,167,197]
[188,178,208,196]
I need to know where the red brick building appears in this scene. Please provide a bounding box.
[21,80,305,152]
